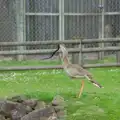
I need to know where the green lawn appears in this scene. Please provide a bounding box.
[0,59,61,67]
[0,56,119,120]
[85,55,116,64]
[0,63,120,120]
[0,55,116,67]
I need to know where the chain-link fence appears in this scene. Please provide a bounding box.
[0,0,17,49]
[0,0,120,68]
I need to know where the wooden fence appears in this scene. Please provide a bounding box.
[0,38,120,71]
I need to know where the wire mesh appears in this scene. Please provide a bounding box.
[104,0,120,12]
[26,0,59,50]
[64,15,99,40]
[0,0,17,51]
[0,0,120,64]
[26,15,59,50]
[26,0,59,13]
[64,0,101,13]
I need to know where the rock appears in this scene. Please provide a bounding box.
[0,95,66,120]
[6,118,11,120]
[10,103,27,120]
[47,117,57,120]
[15,104,27,115]
[52,95,65,106]
[25,106,32,114]
[0,115,6,120]
[51,95,66,120]
[35,101,46,110]
[47,113,57,120]
[11,109,24,120]
[7,95,27,103]
[0,100,17,117]
[57,111,65,119]
[54,106,64,113]
[22,99,37,109]
[21,107,55,120]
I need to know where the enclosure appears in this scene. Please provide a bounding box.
[0,0,120,120]
[0,0,120,70]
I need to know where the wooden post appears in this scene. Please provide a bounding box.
[78,38,83,66]
[116,35,120,63]
[72,43,79,64]
[71,38,83,65]
[104,24,113,56]
[71,37,78,64]
[16,0,26,61]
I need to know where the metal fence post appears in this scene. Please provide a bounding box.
[98,0,104,60]
[16,0,26,61]
[58,0,64,60]
[59,0,64,41]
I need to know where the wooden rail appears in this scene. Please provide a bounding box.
[0,47,119,55]
[0,63,120,71]
[0,38,120,70]
[0,38,120,46]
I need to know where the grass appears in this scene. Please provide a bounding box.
[85,55,116,64]
[0,55,116,67]
[0,59,61,67]
[0,59,120,119]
